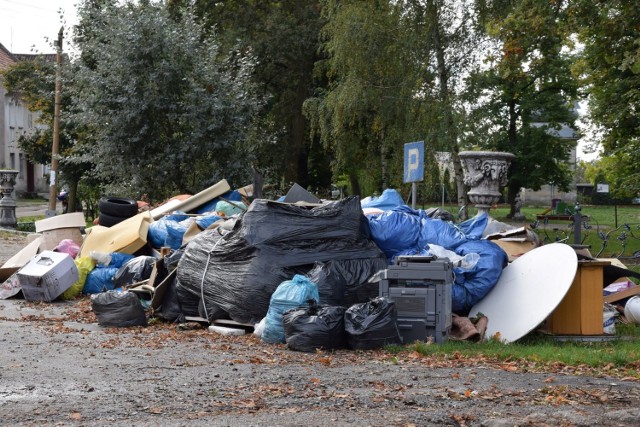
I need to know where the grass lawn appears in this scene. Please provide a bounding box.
[430,203,640,261]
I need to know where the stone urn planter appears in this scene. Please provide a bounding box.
[0,169,19,227]
[459,151,515,215]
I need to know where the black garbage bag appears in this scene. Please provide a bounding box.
[283,300,347,352]
[237,197,363,245]
[113,256,156,288]
[344,297,402,350]
[90,290,148,327]
[157,276,185,323]
[306,257,388,306]
[177,198,387,324]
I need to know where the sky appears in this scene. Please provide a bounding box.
[0,0,79,54]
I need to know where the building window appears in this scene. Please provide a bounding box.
[28,112,33,129]
[18,154,24,179]
[10,153,16,170]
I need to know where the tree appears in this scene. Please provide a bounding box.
[304,0,422,196]
[464,0,578,216]
[191,0,327,193]
[70,0,260,201]
[405,0,487,207]
[572,0,640,198]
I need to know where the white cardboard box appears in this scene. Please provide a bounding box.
[17,251,79,302]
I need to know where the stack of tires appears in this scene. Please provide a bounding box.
[99,197,138,227]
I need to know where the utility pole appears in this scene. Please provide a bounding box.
[47,27,63,216]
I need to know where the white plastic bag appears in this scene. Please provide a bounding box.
[427,244,479,270]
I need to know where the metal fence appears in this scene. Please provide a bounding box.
[530,205,640,262]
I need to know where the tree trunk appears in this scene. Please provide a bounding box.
[380,129,387,191]
[506,97,519,218]
[430,0,466,210]
[68,180,79,214]
[349,173,361,198]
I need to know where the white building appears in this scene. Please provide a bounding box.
[0,42,50,196]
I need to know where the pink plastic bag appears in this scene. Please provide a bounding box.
[55,239,81,259]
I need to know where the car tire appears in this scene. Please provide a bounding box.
[99,197,138,218]
[98,212,127,228]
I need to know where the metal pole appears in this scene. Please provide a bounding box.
[48,27,63,216]
[411,182,417,210]
[573,202,581,245]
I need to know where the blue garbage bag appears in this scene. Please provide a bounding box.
[165,218,195,250]
[451,240,508,313]
[361,189,405,211]
[457,212,489,240]
[367,208,425,259]
[83,267,119,294]
[262,275,320,344]
[196,213,223,229]
[419,215,468,250]
[147,211,190,248]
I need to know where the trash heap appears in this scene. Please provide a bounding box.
[2,181,639,349]
[177,197,387,324]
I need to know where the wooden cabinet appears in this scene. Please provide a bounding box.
[546,261,609,335]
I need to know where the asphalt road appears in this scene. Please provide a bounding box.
[0,299,639,427]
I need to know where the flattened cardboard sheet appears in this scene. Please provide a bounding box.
[79,213,151,257]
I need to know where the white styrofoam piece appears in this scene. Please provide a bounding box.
[35,212,86,233]
[468,243,578,343]
[208,325,246,336]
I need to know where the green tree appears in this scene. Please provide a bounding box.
[70,0,260,201]
[406,0,486,207]
[304,0,421,196]
[191,0,328,193]
[572,0,640,198]
[465,0,578,216]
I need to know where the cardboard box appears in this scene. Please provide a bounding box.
[79,213,151,257]
[546,260,609,335]
[492,240,537,262]
[17,251,79,302]
[604,283,640,304]
[0,237,43,282]
[35,212,86,251]
[40,228,84,251]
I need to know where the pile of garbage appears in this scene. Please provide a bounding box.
[2,181,639,350]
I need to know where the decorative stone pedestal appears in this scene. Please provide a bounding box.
[0,170,19,228]
[459,151,515,216]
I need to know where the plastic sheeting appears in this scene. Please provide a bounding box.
[451,239,508,314]
[176,197,388,324]
[113,256,156,288]
[360,188,405,211]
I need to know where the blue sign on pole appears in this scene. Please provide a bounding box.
[403,141,424,183]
